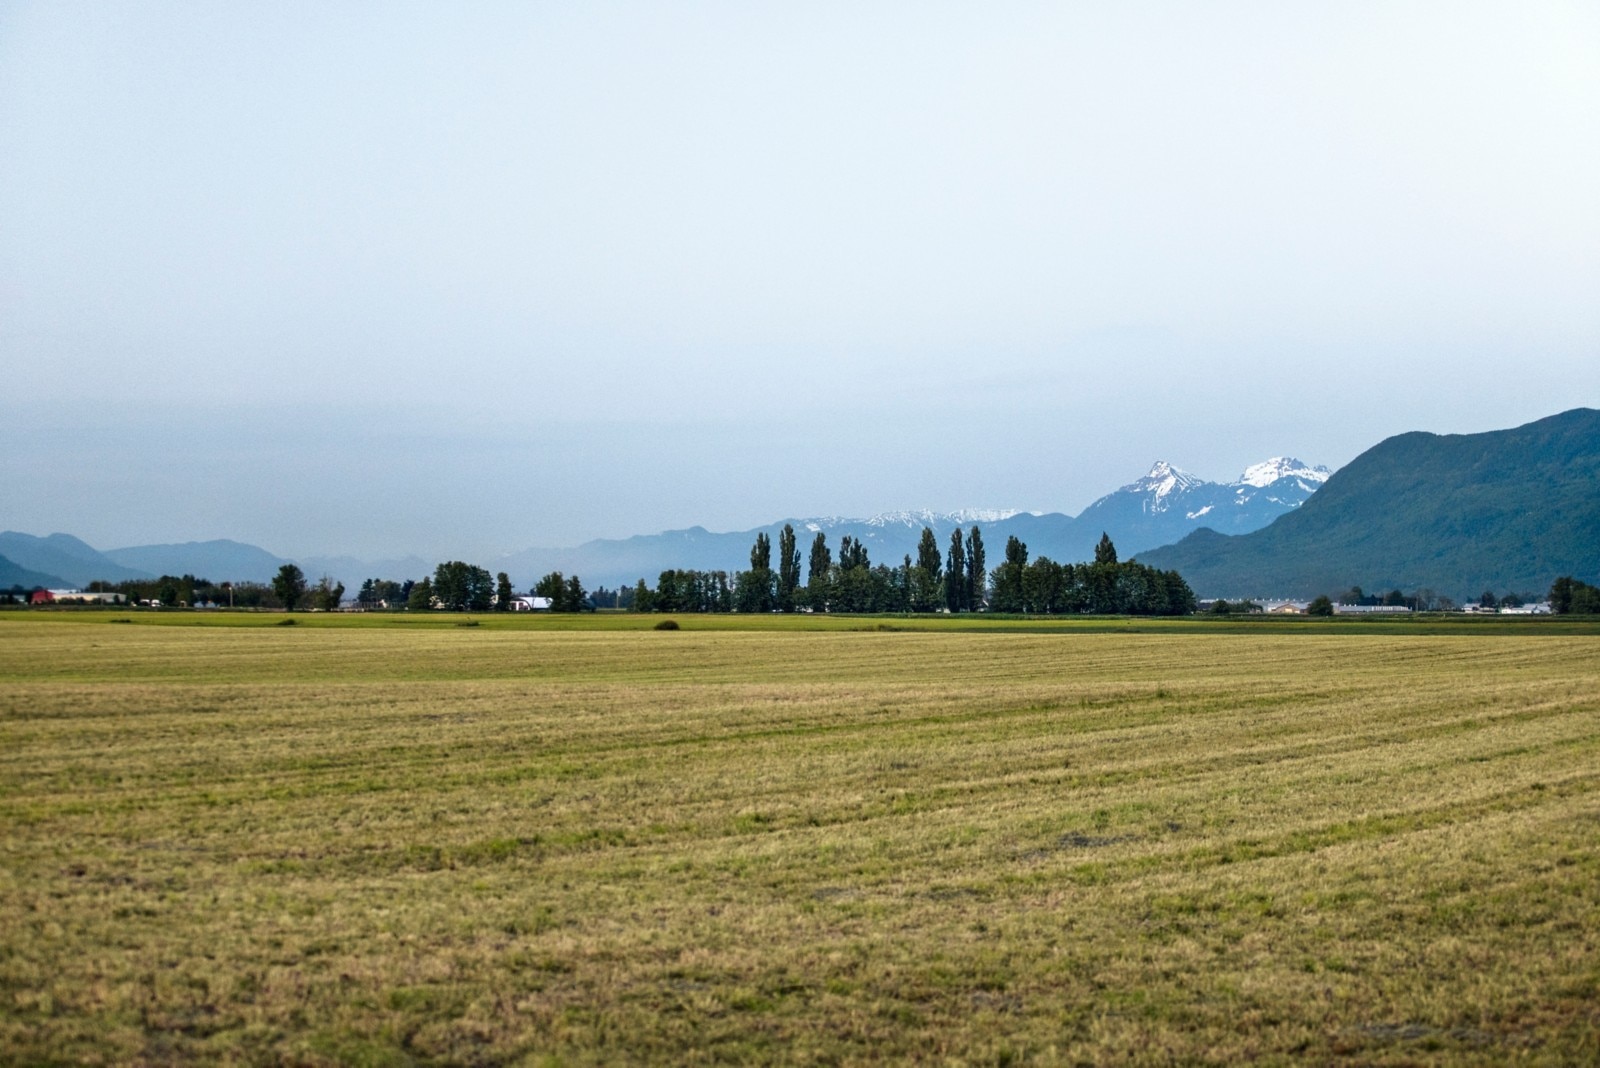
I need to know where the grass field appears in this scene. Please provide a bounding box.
[2,613,1598,1064]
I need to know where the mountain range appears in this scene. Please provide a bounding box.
[10,409,1596,601]
[1137,408,1600,598]
[2,457,1325,592]
[485,458,1328,590]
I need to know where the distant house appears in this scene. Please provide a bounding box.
[69,591,126,605]
[30,589,125,605]
[510,596,553,612]
[1265,601,1309,614]
[1499,603,1553,615]
[1332,604,1412,615]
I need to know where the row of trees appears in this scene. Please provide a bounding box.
[985,533,1196,616]
[268,565,345,612]
[631,525,987,614]
[77,572,342,610]
[42,552,1590,620]
[1335,586,1555,612]
[533,571,590,612]
[1331,585,1565,613]
[626,525,1193,616]
[316,563,590,613]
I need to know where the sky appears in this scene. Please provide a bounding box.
[3,2,1597,561]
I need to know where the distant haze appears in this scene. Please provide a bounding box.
[3,3,1597,560]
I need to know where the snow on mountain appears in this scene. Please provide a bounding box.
[1065,453,1333,561]
[491,456,1331,588]
[1236,457,1332,489]
[1117,461,1207,514]
[862,508,1023,528]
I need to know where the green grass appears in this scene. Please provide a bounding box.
[2,615,1598,1064]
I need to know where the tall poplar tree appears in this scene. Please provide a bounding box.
[916,527,942,578]
[965,526,986,611]
[911,526,942,612]
[807,533,831,581]
[777,524,802,612]
[739,531,775,613]
[806,532,832,612]
[945,527,967,612]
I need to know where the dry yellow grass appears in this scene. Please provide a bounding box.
[2,617,1597,1064]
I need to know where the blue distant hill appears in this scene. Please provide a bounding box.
[104,540,292,584]
[0,532,150,587]
[0,552,69,590]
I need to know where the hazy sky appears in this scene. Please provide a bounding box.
[4,2,1597,560]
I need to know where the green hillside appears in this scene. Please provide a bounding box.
[1136,408,1600,599]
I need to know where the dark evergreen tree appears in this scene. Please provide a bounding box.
[654,570,680,612]
[532,571,587,612]
[806,532,832,612]
[1549,576,1574,614]
[271,563,307,612]
[738,531,776,613]
[1088,561,1120,614]
[1094,532,1118,565]
[1163,570,1197,615]
[965,526,986,610]
[777,524,802,612]
[734,567,774,613]
[631,578,653,613]
[1549,576,1600,614]
[839,535,870,571]
[496,572,513,611]
[910,527,942,612]
[916,527,942,578]
[1023,557,1063,614]
[989,536,1028,613]
[945,527,967,612]
[535,571,568,609]
[1574,583,1600,614]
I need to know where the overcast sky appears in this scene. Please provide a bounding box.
[3,2,1597,560]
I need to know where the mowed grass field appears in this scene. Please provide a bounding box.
[2,614,1598,1065]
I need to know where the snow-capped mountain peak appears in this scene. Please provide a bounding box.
[1236,457,1332,489]
[1125,461,1204,500]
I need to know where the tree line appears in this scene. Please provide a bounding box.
[627,525,1195,616]
[632,525,986,614]
[347,564,592,613]
[73,572,342,610]
[26,554,1593,619]
[983,532,1195,616]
